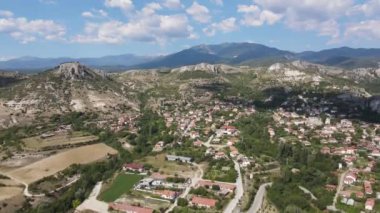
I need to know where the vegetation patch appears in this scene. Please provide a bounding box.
[100,173,143,202]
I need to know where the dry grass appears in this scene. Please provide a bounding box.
[22,131,98,150]
[7,143,117,184]
[0,187,23,201]
[137,153,194,178]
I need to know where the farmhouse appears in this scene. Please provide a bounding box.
[190,196,217,208]
[365,198,375,211]
[123,163,145,173]
[153,190,178,200]
[196,180,236,193]
[166,155,192,163]
[343,172,357,185]
[109,202,153,213]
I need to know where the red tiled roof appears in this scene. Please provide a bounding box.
[124,163,144,170]
[191,196,217,207]
[109,203,153,213]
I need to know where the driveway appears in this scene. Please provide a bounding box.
[224,160,244,213]
[247,182,272,213]
[76,182,109,213]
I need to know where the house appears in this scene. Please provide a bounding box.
[123,163,145,173]
[365,198,375,211]
[221,126,238,135]
[109,203,153,213]
[166,155,192,163]
[153,141,164,152]
[343,172,357,185]
[320,146,331,155]
[190,196,217,208]
[213,151,227,160]
[364,181,373,195]
[196,180,236,193]
[154,190,178,200]
[325,184,337,192]
[193,140,203,147]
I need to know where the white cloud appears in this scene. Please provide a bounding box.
[210,0,223,6]
[105,0,134,13]
[73,14,194,44]
[0,10,14,18]
[163,0,183,9]
[82,10,108,19]
[348,0,380,17]
[186,2,211,23]
[203,17,237,36]
[345,20,380,40]
[141,3,162,15]
[238,4,282,26]
[0,16,66,43]
[39,0,56,4]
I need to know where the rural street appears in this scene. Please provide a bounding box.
[76,181,108,213]
[224,160,244,213]
[298,186,317,200]
[328,170,348,212]
[247,182,272,213]
[165,162,204,213]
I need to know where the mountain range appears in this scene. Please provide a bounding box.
[1,43,380,72]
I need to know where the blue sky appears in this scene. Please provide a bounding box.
[0,0,379,59]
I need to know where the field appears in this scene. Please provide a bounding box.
[22,131,98,151]
[6,143,117,184]
[100,173,143,202]
[0,187,23,201]
[137,153,195,177]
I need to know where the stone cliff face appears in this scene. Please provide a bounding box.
[171,63,241,74]
[57,62,97,80]
[369,96,380,113]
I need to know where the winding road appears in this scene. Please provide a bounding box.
[247,182,272,213]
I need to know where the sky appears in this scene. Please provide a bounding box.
[0,0,379,59]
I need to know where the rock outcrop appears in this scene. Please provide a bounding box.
[171,63,241,74]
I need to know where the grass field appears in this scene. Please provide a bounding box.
[7,143,117,184]
[22,131,98,151]
[100,173,143,202]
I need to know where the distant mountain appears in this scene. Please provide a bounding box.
[0,54,159,72]
[298,47,380,69]
[136,42,294,69]
[2,43,380,72]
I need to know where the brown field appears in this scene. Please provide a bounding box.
[0,187,23,201]
[22,131,99,151]
[7,143,117,184]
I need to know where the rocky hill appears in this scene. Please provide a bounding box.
[0,62,138,127]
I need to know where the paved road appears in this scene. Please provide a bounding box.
[247,182,272,213]
[224,160,244,213]
[76,182,108,213]
[165,162,203,213]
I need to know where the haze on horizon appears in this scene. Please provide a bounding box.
[0,0,379,59]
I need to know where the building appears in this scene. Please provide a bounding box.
[190,196,217,208]
[365,198,375,211]
[153,190,178,200]
[153,141,164,152]
[364,181,373,195]
[196,180,236,193]
[166,155,192,163]
[343,172,357,185]
[109,203,153,213]
[123,163,145,173]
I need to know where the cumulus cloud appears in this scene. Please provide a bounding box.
[186,2,211,23]
[163,0,183,9]
[0,15,66,43]
[238,4,282,26]
[105,0,134,13]
[82,10,108,18]
[345,20,380,40]
[73,13,194,44]
[203,17,237,36]
[348,0,380,17]
[0,10,14,18]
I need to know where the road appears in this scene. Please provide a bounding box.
[224,160,244,213]
[299,186,317,200]
[76,181,108,213]
[247,182,272,213]
[328,170,348,212]
[165,162,203,213]
[0,170,44,197]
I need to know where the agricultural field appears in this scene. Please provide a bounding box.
[6,143,117,184]
[137,153,195,177]
[22,131,99,151]
[100,173,143,202]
